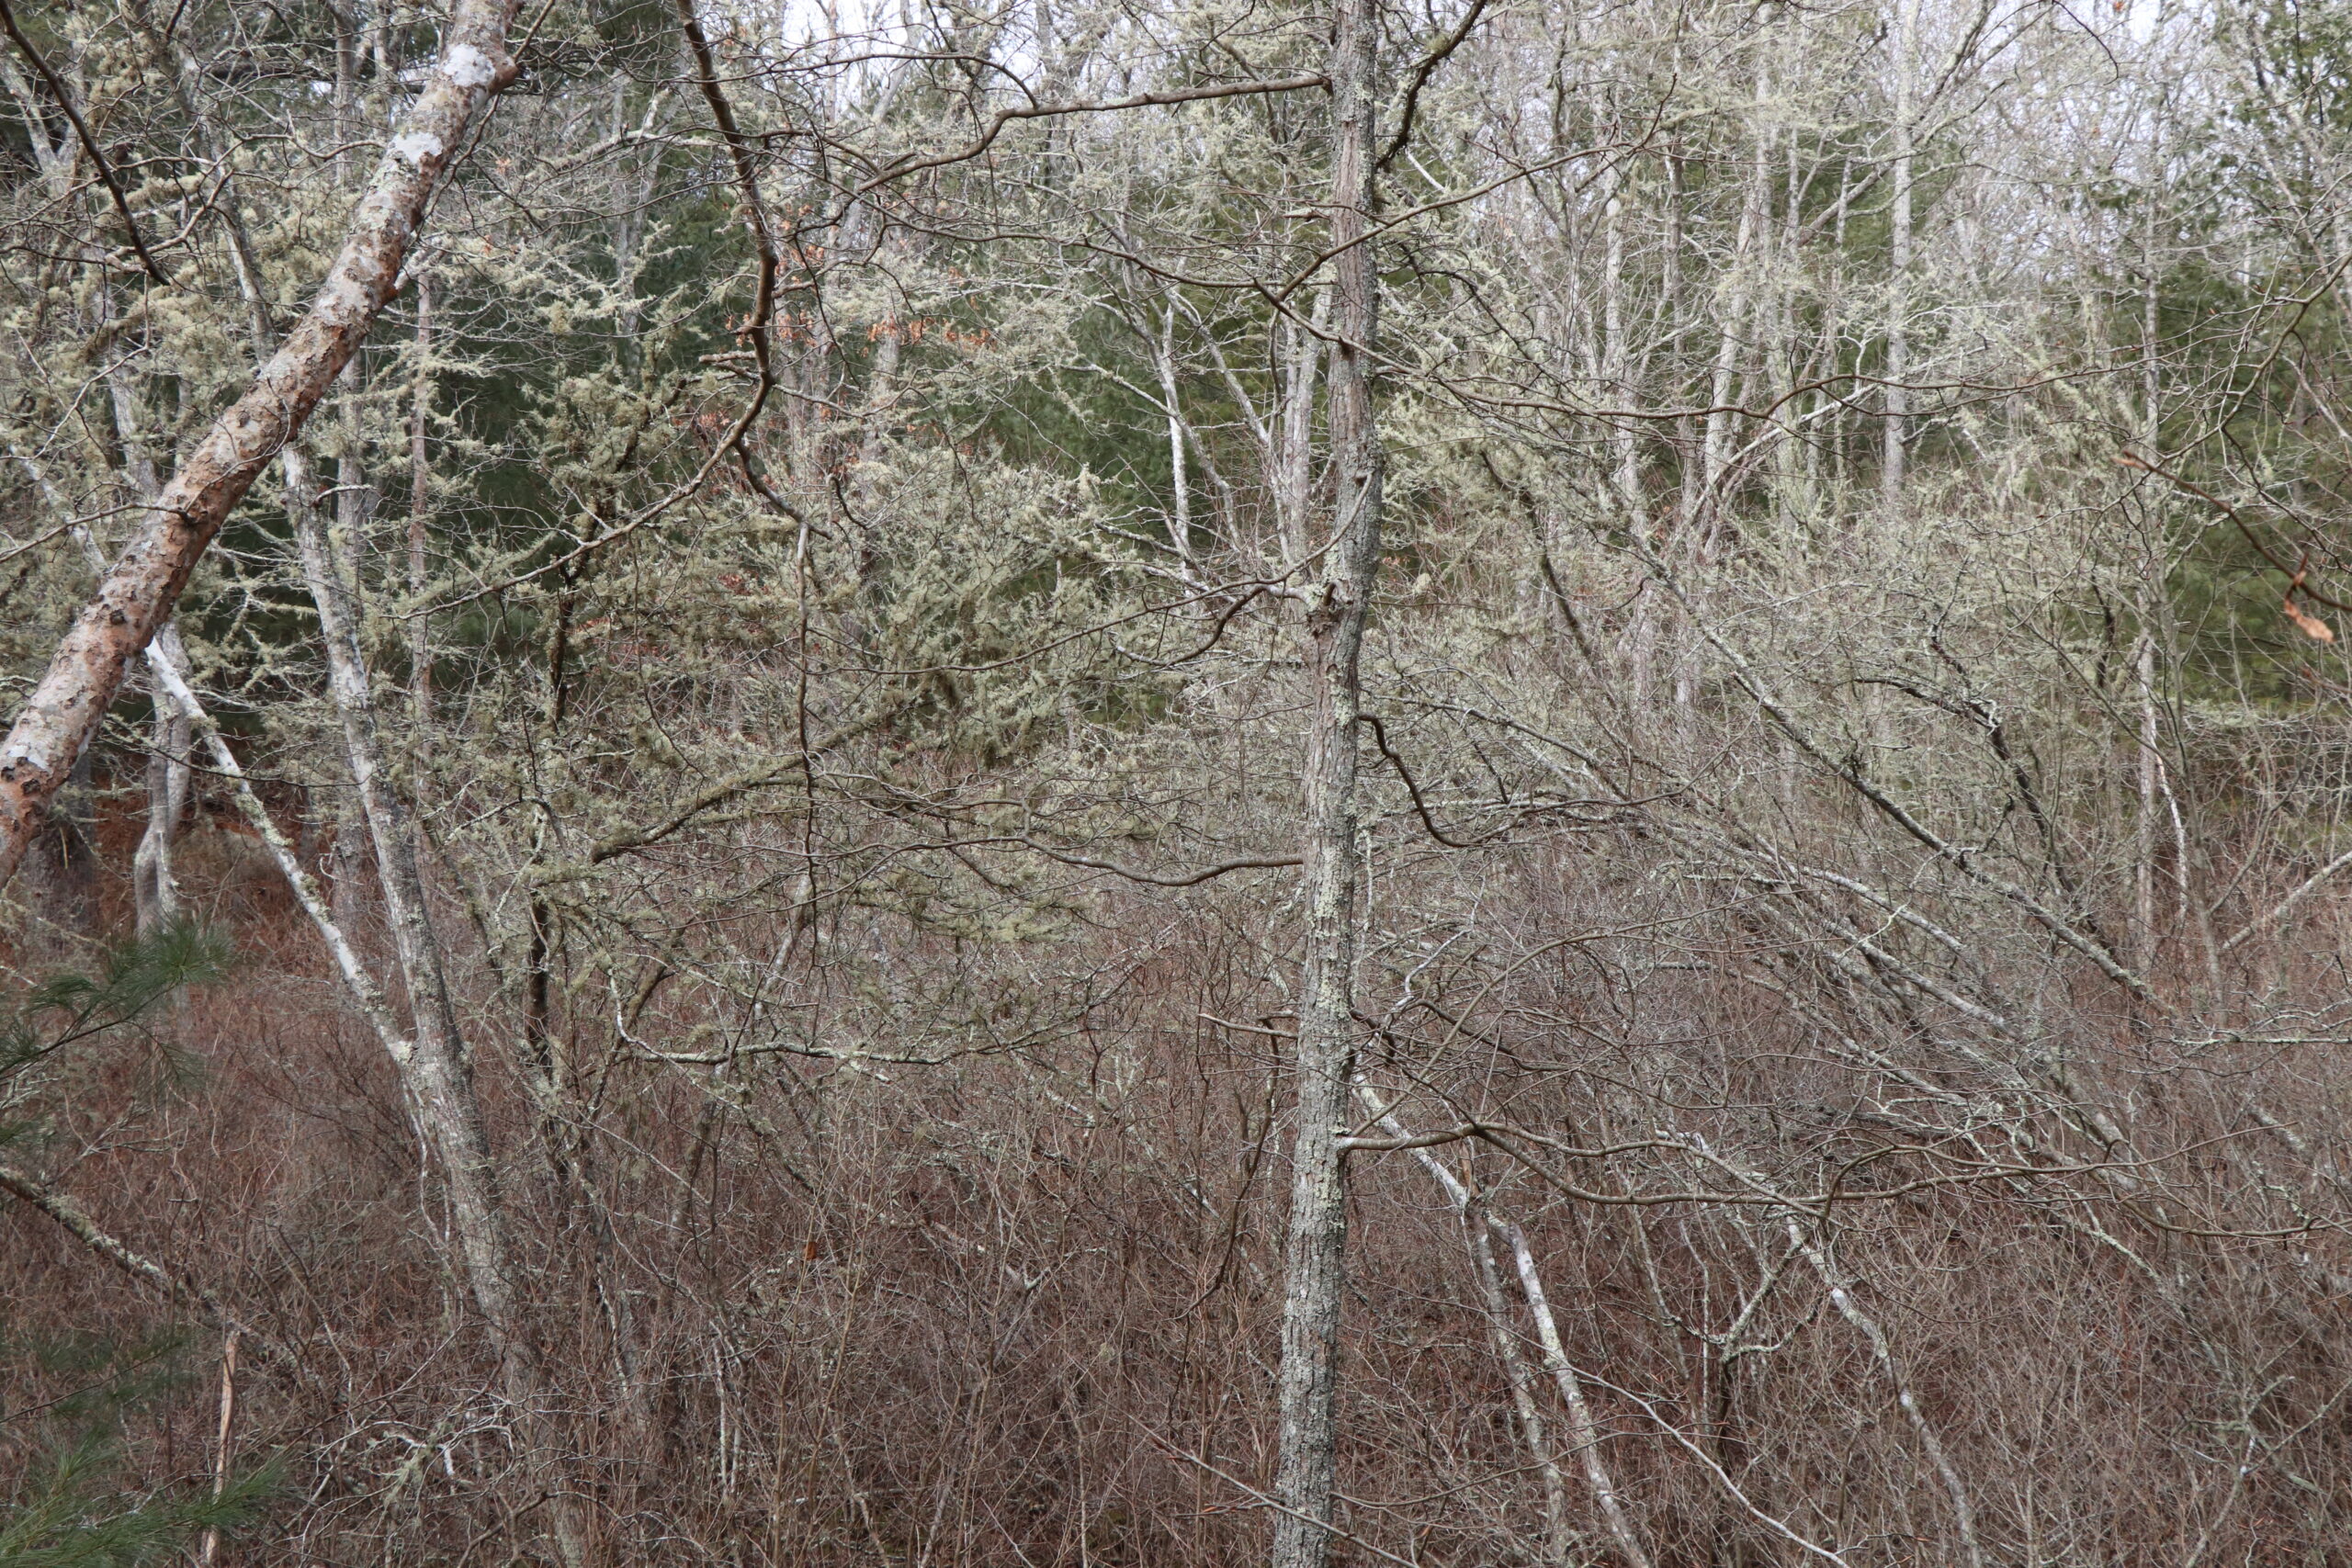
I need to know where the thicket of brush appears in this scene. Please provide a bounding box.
[11,0,2352,1563]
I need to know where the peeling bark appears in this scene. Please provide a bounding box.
[0,0,525,888]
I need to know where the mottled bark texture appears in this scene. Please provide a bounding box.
[1268,0,1382,1562]
[0,0,523,888]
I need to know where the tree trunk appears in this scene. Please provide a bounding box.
[2134,630,2160,971]
[290,445,498,1324]
[410,267,435,742]
[0,0,525,889]
[1268,0,1382,1562]
[1883,0,1916,509]
[1273,294,1326,568]
[131,626,192,937]
[1498,1214,1654,1568]
[106,376,192,940]
[288,450,588,1568]
[1354,1084,1576,1561]
[1795,1222,1984,1568]
[1157,301,1195,565]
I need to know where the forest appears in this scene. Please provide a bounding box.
[5,0,2352,1562]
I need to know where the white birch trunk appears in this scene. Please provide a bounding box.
[0,0,526,888]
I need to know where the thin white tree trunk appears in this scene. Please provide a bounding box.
[1157,302,1194,565]
[289,447,503,1325]
[410,267,435,744]
[131,626,192,937]
[1600,137,1642,530]
[1354,1088,1575,1559]
[1680,56,1771,719]
[1883,0,1916,509]
[1496,1216,1655,1568]
[103,373,193,939]
[0,0,526,887]
[1274,294,1326,568]
[2134,632,2160,969]
[1701,49,1773,522]
[1469,1213,1573,1561]
[1350,1083,1650,1567]
[287,449,588,1568]
[1792,1222,1984,1568]
[198,1331,238,1568]
[140,647,412,1062]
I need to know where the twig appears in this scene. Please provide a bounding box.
[858,75,1329,192]
[0,0,172,283]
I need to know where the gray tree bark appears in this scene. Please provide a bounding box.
[1883,0,1917,508]
[288,451,588,1568]
[130,626,191,937]
[105,372,192,939]
[410,267,435,743]
[1268,0,1382,1562]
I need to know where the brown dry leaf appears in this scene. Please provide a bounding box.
[2284,595,2337,644]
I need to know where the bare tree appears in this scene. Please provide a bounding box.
[0,0,525,886]
[1271,0,1385,1563]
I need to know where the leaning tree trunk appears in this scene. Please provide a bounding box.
[288,450,589,1568]
[0,0,524,888]
[1268,0,1383,1563]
